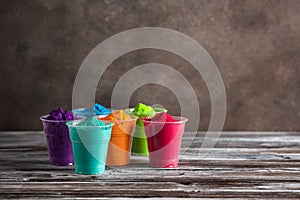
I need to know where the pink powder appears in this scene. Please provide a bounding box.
[149,112,178,122]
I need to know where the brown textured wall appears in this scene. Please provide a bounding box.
[0,0,299,131]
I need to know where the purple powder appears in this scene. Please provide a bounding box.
[41,107,75,166]
[47,107,75,121]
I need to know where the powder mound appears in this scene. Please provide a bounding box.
[94,103,111,115]
[72,103,111,117]
[98,110,135,135]
[149,112,178,122]
[47,107,74,121]
[131,103,156,117]
[100,110,131,121]
[77,117,105,126]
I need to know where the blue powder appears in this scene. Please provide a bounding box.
[72,103,111,117]
[94,103,111,115]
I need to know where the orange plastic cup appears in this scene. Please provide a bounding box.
[97,115,137,166]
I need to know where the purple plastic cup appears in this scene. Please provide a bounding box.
[40,115,85,166]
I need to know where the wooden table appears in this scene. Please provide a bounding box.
[1,131,300,199]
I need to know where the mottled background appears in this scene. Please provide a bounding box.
[0,0,299,131]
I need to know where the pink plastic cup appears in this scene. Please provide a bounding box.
[142,116,188,168]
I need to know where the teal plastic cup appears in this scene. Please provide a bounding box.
[66,120,114,175]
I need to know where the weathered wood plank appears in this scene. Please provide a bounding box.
[1,131,300,199]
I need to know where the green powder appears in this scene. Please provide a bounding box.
[131,103,168,127]
[131,103,156,118]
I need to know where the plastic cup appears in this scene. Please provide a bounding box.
[131,117,149,155]
[142,116,188,168]
[72,107,113,118]
[40,115,85,166]
[66,120,114,174]
[124,108,167,156]
[98,115,138,166]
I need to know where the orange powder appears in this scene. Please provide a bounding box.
[101,110,131,121]
[98,110,137,166]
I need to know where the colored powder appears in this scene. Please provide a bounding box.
[131,103,156,118]
[42,107,75,165]
[94,103,111,115]
[99,110,132,131]
[149,112,178,122]
[100,110,131,122]
[47,107,74,121]
[72,103,111,117]
[77,117,105,126]
[142,112,186,168]
[98,110,135,139]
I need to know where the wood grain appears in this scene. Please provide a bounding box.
[0,131,300,199]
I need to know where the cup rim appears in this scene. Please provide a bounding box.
[72,107,113,114]
[124,108,168,116]
[141,115,188,124]
[66,119,114,128]
[40,115,86,123]
[96,115,138,123]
